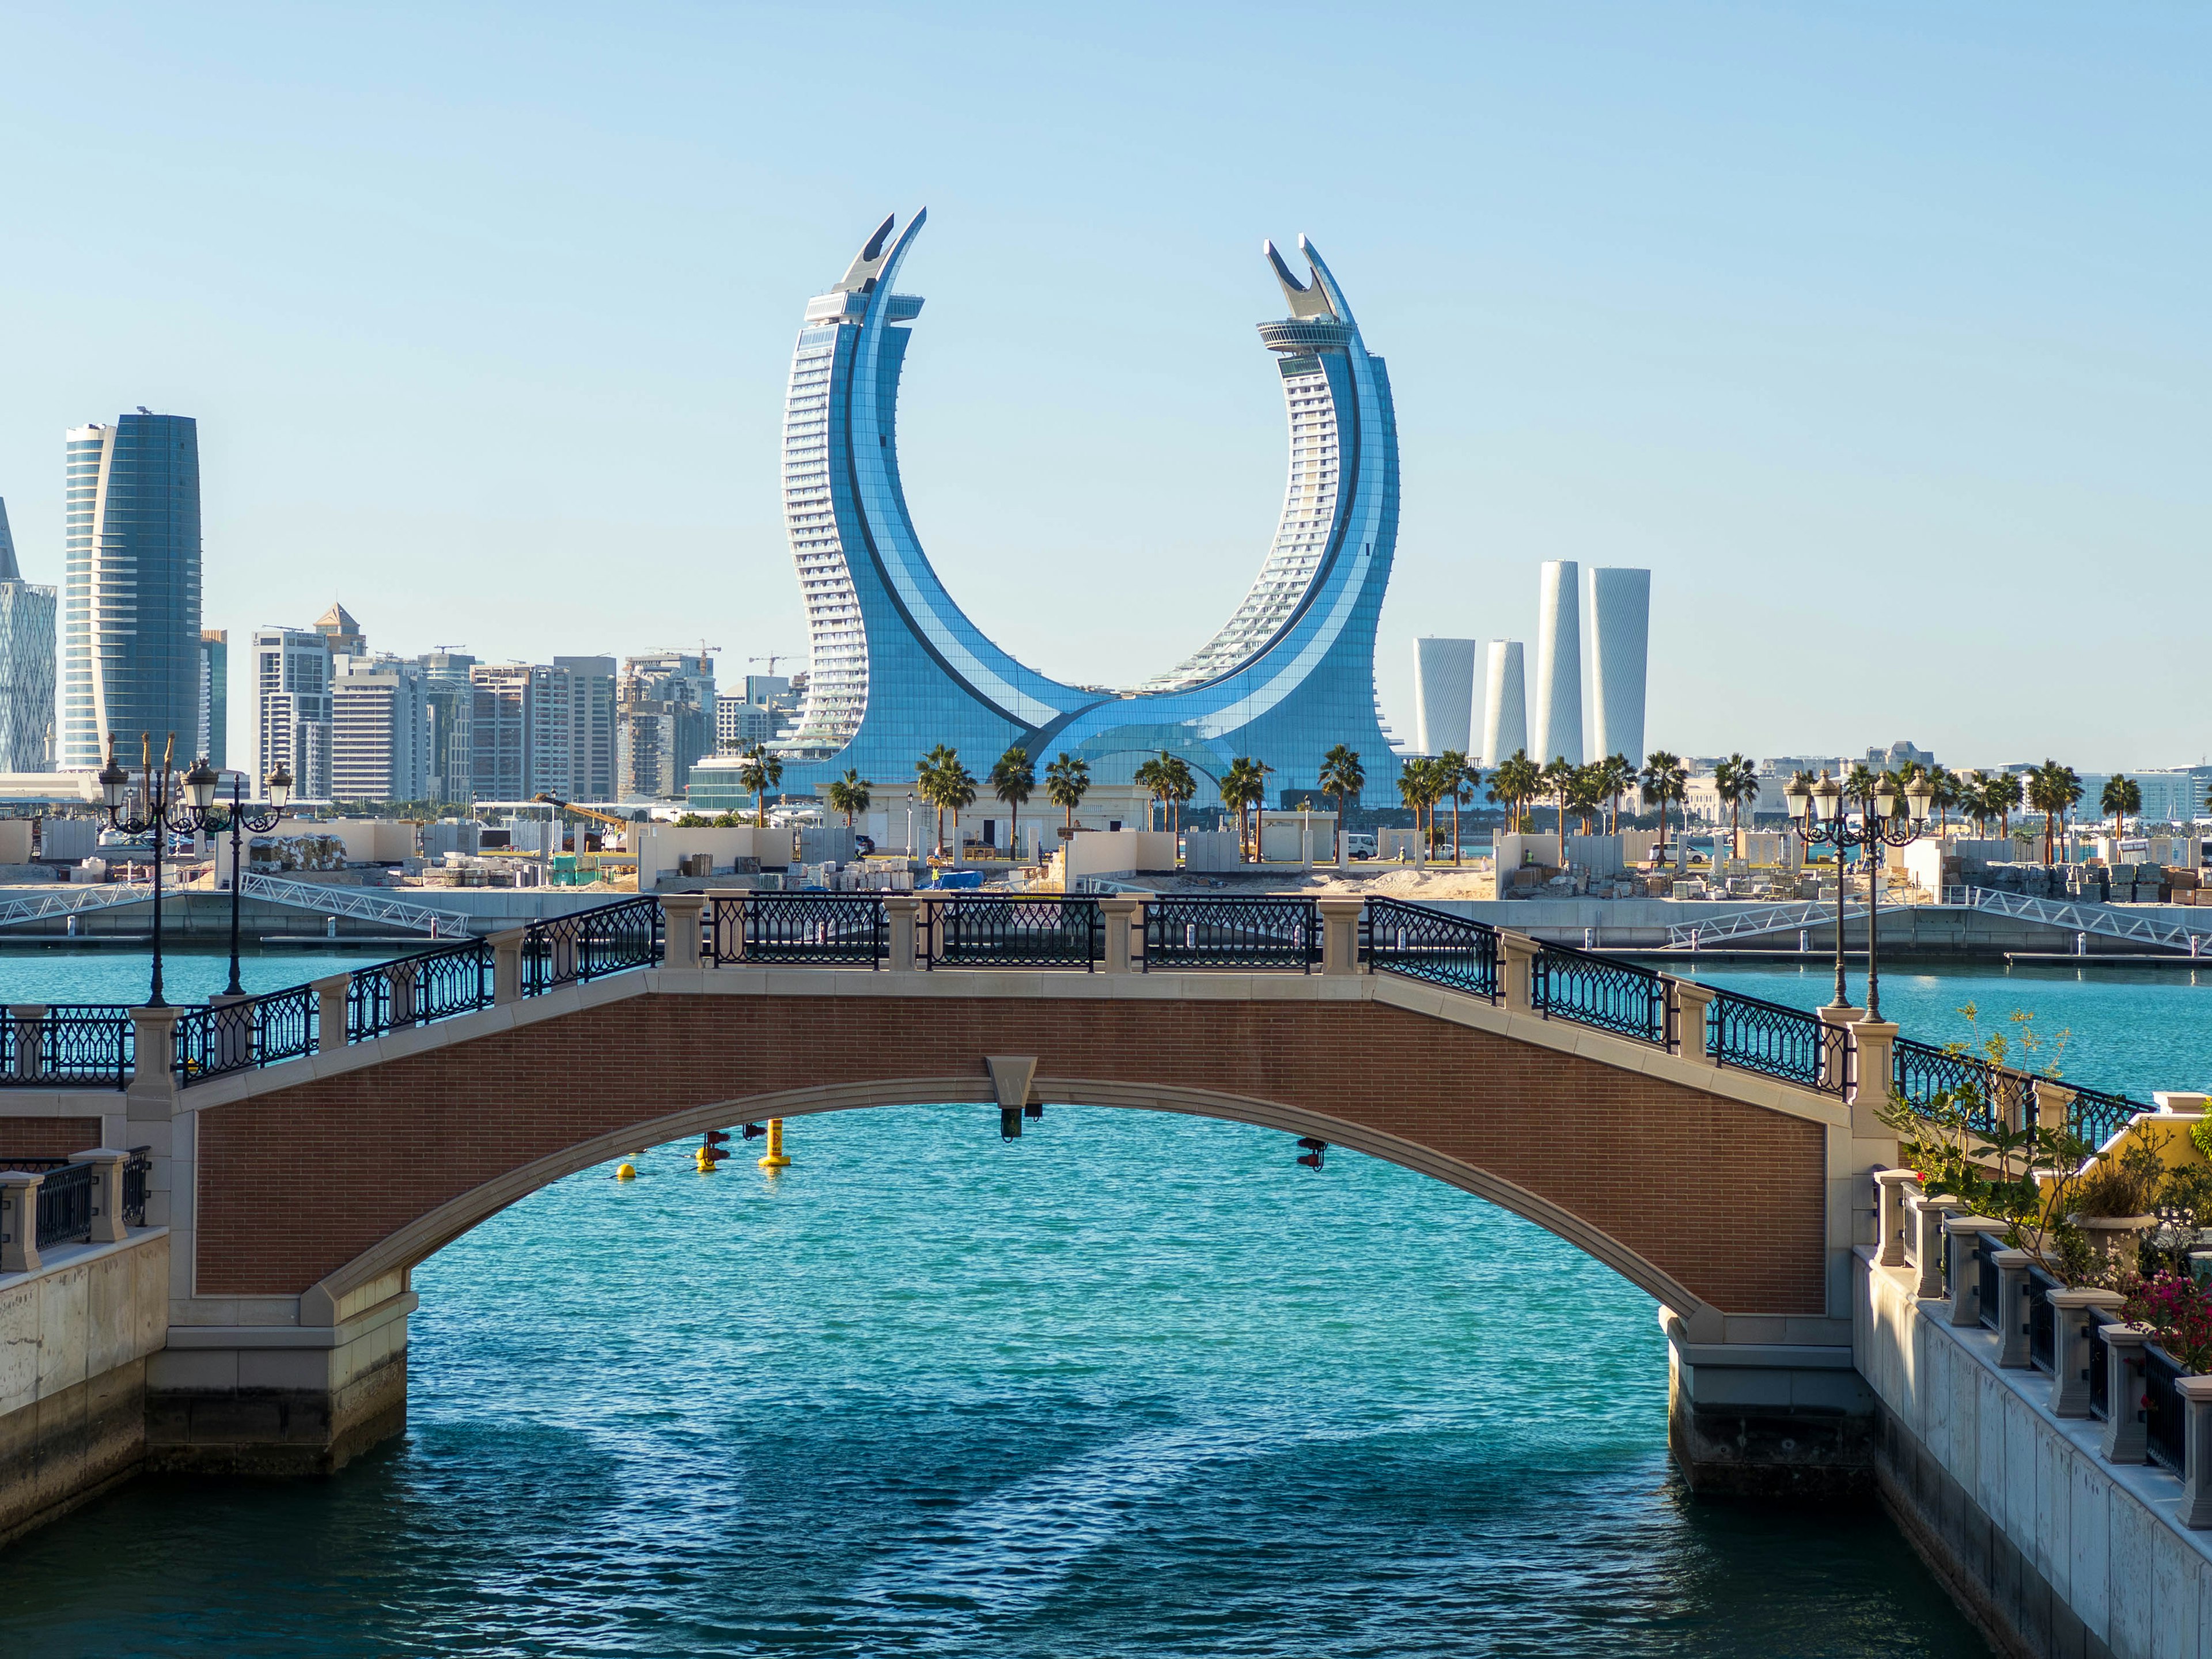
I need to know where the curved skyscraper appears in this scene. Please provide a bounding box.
[1588,566,1650,766]
[1531,559,1582,767]
[752,211,1397,800]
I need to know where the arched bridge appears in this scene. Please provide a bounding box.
[0,892,2141,1501]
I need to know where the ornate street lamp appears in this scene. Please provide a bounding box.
[97,733,203,1007]
[1786,770,1934,1020]
[199,762,294,998]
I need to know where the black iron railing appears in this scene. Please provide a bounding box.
[2027,1259,2059,1374]
[123,1146,150,1228]
[1706,989,1851,1096]
[1143,898,1319,971]
[1976,1230,2003,1332]
[2145,1342,2187,1474]
[927,896,1100,969]
[35,1161,94,1248]
[174,984,318,1085]
[2089,1314,2111,1421]
[1892,1035,2147,1146]
[715,894,887,965]
[1531,942,1671,1047]
[1362,899,1498,1001]
[524,896,661,993]
[0,1008,135,1090]
[350,939,493,1041]
[2065,1085,2142,1150]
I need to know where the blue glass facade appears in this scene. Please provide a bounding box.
[712,213,1397,807]
[60,413,203,771]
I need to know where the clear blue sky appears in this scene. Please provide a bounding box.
[0,3,2203,771]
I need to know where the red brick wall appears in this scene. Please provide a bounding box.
[0,1116,107,1159]
[196,996,1828,1312]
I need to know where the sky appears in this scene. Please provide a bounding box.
[0,3,2203,772]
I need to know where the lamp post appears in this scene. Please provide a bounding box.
[203,766,294,998]
[97,733,213,1007]
[1784,770,1935,1020]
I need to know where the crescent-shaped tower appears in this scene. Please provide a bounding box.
[741,210,1397,801]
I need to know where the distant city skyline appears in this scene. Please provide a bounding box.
[0,6,2203,770]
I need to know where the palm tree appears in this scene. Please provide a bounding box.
[1435,750,1474,863]
[1567,763,1606,836]
[825,768,870,833]
[1131,755,1167,833]
[1219,757,1268,859]
[1317,745,1365,859]
[915,744,969,856]
[736,745,783,830]
[2027,759,2084,863]
[1396,759,1432,857]
[1841,762,1880,817]
[1987,770,2024,840]
[1044,752,1090,844]
[987,745,1035,859]
[1487,748,1539,834]
[1639,750,1688,864]
[1599,752,1636,835]
[2101,774,2141,843]
[1539,755,1577,868]
[1713,754,1759,861]
[1925,765,1962,835]
[1160,753,1196,836]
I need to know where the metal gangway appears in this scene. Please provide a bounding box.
[1957,885,2212,956]
[0,874,475,936]
[1665,896,1868,950]
[0,881,154,930]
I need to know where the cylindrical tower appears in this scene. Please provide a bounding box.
[1531,560,1582,767]
[1479,640,1527,768]
[1411,637,1476,756]
[1588,567,1650,767]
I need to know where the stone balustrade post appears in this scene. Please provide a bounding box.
[1847,1018,1897,1136]
[2048,1289,2125,1417]
[2178,1376,2212,1528]
[2036,1081,2076,1138]
[659,895,705,971]
[1873,1169,1919,1267]
[310,974,351,1054]
[69,1149,127,1245]
[2100,1324,2153,1463]
[126,1005,180,1115]
[1944,1215,2001,1327]
[490,928,527,1005]
[1498,933,1537,1015]
[1908,1194,1962,1300]
[883,896,920,972]
[1099,897,1143,975]
[0,1171,41,1274]
[1316,897,1363,978]
[1992,1249,2036,1367]
[10,1006,44,1082]
[1671,980,1715,1066]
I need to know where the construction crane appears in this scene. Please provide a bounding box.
[747,654,790,677]
[532,793,632,834]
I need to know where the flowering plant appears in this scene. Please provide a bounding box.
[2121,1271,2212,1374]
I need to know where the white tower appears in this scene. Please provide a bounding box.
[1479,641,1527,768]
[1411,637,1476,756]
[1588,567,1650,767]
[1531,560,1582,766]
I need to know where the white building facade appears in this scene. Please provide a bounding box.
[1531,560,1582,766]
[1586,566,1650,766]
[332,656,430,802]
[252,627,332,800]
[1410,637,1476,756]
[1479,640,1527,767]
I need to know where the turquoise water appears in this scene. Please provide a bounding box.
[0,945,400,1007]
[0,950,2107,1654]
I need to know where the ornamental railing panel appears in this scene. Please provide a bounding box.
[0,1009,134,1090]
[1706,990,1851,1096]
[1889,1035,2142,1146]
[715,895,887,966]
[1530,941,1671,1047]
[1361,898,1498,1001]
[34,1161,95,1248]
[524,896,662,993]
[122,1146,150,1227]
[1142,897,1319,972]
[175,986,317,1085]
[927,896,1100,970]
[349,940,494,1041]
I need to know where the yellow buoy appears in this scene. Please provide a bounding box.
[758,1117,792,1169]
[694,1146,717,1173]
[615,1162,637,1181]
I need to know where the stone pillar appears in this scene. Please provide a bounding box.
[69,1150,127,1245]
[1100,897,1143,975]
[2036,1081,2077,1138]
[1944,1215,1999,1327]
[127,1005,181,1119]
[1672,980,1715,1066]
[2048,1289,2125,1417]
[1316,897,1363,978]
[659,895,704,971]
[1908,1194,1962,1300]
[1498,932,1538,1014]
[1873,1169,1919,1266]
[2179,1376,2212,1528]
[0,1171,41,1274]
[310,974,351,1054]
[10,1006,44,1081]
[1847,1018,1897,1136]
[490,928,527,1005]
[1993,1249,2036,1367]
[883,896,920,972]
[2101,1325,2152,1463]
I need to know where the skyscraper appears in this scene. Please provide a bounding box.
[415,650,476,804]
[251,628,333,799]
[60,414,203,770]
[0,498,57,772]
[1411,637,1476,756]
[1479,641,1527,768]
[1587,567,1650,767]
[332,656,429,801]
[1531,560,1582,767]
[547,656,618,800]
[315,601,365,658]
[198,630,227,770]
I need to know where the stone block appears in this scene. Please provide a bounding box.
[0,1278,39,1415]
[146,1347,238,1393]
[2072,1460,2112,1646]
[237,1347,338,1393]
[85,1251,135,1376]
[2150,1527,2199,1659]
[33,1266,88,1399]
[2108,1496,2153,1659]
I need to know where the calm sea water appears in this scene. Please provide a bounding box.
[5,949,2165,1656]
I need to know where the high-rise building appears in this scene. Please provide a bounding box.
[60,414,203,770]
[468,664,548,801]
[198,630,227,770]
[702,212,1395,807]
[1586,567,1650,767]
[332,656,429,802]
[547,656,618,801]
[252,627,332,798]
[1531,560,1582,767]
[717,695,774,753]
[415,650,476,804]
[315,602,365,658]
[0,497,58,772]
[1411,637,1476,757]
[616,657,710,798]
[1479,641,1527,768]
